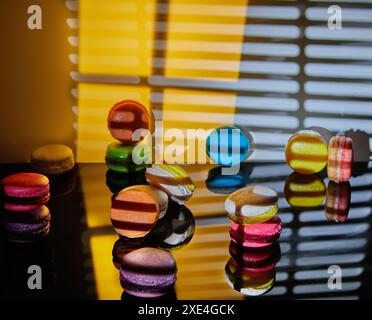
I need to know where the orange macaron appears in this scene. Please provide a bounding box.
[110,185,168,238]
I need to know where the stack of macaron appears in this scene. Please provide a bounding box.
[0,173,51,243]
[105,100,153,174]
[110,163,194,239]
[285,127,355,184]
[112,201,195,269]
[224,185,282,296]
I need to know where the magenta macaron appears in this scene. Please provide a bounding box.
[230,215,282,248]
[1,173,50,212]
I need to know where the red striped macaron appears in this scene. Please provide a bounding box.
[1,173,50,212]
[327,135,353,183]
[107,100,153,145]
[110,185,168,238]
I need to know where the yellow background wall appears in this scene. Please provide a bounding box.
[0,0,75,163]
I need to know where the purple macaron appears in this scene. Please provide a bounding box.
[120,247,177,298]
[1,205,51,243]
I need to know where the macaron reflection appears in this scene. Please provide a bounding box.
[106,169,147,194]
[120,247,177,298]
[145,201,195,250]
[206,164,253,194]
[145,164,194,204]
[325,181,351,223]
[284,172,326,208]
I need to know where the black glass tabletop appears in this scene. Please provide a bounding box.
[0,162,371,300]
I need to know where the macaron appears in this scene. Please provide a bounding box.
[105,142,150,173]
[327,135,353,183]
[230,216,282,248]
[325,181,351,223]
[206,126,251,166]
[120,247,177,298]
[30,144,75,175]
[108,100,153,145]
[110,185,168,238]
[225,185,278,225]
[1,173,50,212]
[284,172,326,208]
[229,241,281,270]
[112,237,148,269]
[285,129,328,175]
[145,164,194,204]
[106,169,147,194]
[145,201,195,250]
[1,205,51,243]
[206,164,253,194]
[225,257,276,296]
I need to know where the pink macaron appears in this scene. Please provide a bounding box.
[328,135,353,183]
[1,173,50,211]
[230,215,282,248]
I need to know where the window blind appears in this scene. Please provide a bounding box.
[67,0,372,163]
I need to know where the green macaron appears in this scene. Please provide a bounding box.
[105,142,150,173]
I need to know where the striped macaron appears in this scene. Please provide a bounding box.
[107,100,153,145]
[110,185,168,238]
[327,135,353,183]
[225,185,278,225]
[145,164,194,204]
[285,129,328,175]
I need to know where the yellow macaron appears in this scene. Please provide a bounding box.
[31,144,75,175]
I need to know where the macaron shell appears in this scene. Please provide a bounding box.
[105,142,150,173]
[1,173,50,198]
[110,185,168,238]
[4,193,50,212]
[328,135,353,183]
[225,185,278,225]
[31,144,75,175]
[120,247,177,297]
[230,216,282,247]
[108,100,153,144]
[206,126,251,166]
[285,130,328,175]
